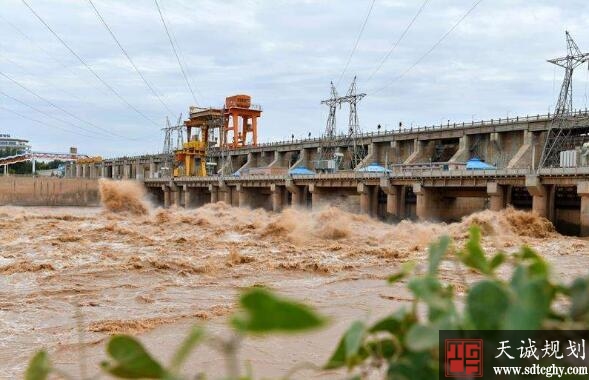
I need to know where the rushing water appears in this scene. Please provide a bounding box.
[0,180,587,378]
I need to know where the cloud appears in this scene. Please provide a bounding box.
[0,0,587,156]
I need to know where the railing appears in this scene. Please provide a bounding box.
[97,109,589,161]
[143,168,552,184]
[208,108,589,152]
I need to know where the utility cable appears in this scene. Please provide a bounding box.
[372,0,483,95]
[21,0,160,127]
[87,0,175,117]
[336,0,376,87]
[366,0,430,82]
[0,104,101,139]
[154,0,199,106]
[0,70,134,140]
[0,88,112,139]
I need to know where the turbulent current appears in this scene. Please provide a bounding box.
[0,180,587,378]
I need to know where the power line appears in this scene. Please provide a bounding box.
[21,0,160,127]
[154,0,199,106]
[336,0,376,88]
[372,0,484,95]
[0,104,100,139]
[0,13,113,101]
[87,0,175,117]
[158,1,205,102]
[0,88,112,139]
[366,0,430,82]
[0,70,132,140]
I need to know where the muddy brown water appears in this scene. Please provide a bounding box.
[1,181,588,379]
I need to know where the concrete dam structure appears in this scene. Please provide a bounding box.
[64,110,589,236]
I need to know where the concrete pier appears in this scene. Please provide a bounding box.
[63,110,589,236]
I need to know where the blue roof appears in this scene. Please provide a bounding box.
[466,158,496,170]
[357,163,392,173]
[289,167,316,175]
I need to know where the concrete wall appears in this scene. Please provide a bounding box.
[0,177,99,206]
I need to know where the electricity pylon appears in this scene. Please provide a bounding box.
[538,31,589,169]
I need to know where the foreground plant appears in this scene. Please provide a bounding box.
[26,227,589,379]
[324,227,589,379]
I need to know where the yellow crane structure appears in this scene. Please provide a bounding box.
[172,94,261,177]
[175,107,223,177]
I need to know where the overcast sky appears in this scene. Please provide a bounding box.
[1,0,589,157]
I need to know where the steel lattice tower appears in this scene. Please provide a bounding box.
[318,78,366,168]
[538,31,589,169]
[318,82,340,162]
[342,76,367,168]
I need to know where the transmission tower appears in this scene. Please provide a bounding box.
[318,82,340,163]
[161,113,183,177]
[538,31,589,169]
[316,78,367,170]
[341,76,367,168]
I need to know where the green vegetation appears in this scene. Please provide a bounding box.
[25,227,589,379]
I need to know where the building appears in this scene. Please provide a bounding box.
[0,134,30,154]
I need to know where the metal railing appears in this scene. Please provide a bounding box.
[208,108,589,152]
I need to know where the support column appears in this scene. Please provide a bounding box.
[209,184,219,203]
[81,164,87,178]
[183,185,192,208]
[122,162,128,179]
[285,179,302,207]
[100,164,106,178]
[308,184,322,210]
[357,183,373,216]
[173,188,181,207]
[149,159,156,179]
[578,182,589,237]
[487,182,505,211]
[525,175,550,219]
[136,162,143,180]
[413,183,440,221]
[380,177,404,219]
[218,181,231,204]
[237,184,248,208]
[271,184,284,212]
[163,186,171,208]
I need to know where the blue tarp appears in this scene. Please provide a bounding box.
[289,167,316,175]
[357,163,392,173]
[466,157,496,170]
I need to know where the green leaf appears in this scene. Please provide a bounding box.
[170,326,204,372]
[232,288,325,333]
[490,252,506,270]
[467,280,511,330]
[570,276,589,321]
[387,351,437,380]
[344,321,366,360]
[428,235,450,275]
[504,277,553,330]
[458,226,490,274]
[520,246,549,278]
[405,324,439,352]
[388,262,416,284]
[369,308,413,335]
[103,335,166,379]
[25,351,50,380]
[364,339,396,359]
[324,321,367,369]
[408,276,455,321]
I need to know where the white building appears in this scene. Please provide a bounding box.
[0,134,30,153]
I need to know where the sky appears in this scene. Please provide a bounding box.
[1,0,589,157]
